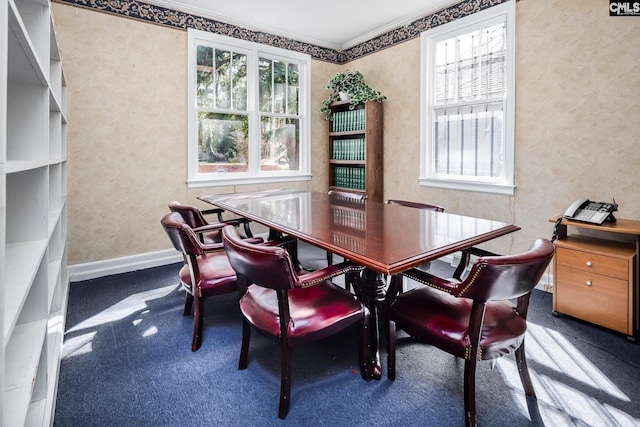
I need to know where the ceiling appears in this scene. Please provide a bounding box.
[149,0,458,50]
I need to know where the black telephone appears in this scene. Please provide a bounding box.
[563,198,618,225]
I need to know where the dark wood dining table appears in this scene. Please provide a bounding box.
[199,189,520,378]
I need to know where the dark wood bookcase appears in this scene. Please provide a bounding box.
[328,100,383,202]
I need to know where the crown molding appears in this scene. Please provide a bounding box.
[339,0,461,50]
[145,0,345,50]
[53,0,511,64]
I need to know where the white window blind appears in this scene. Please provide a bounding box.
[420,1,515,195]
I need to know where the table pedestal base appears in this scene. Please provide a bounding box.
[361,268,387,380]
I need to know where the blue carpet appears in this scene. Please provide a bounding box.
[54,243,640,426]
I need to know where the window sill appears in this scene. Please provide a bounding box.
[419,178,515,196]
[187,173,312,189]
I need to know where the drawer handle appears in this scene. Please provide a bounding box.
[586,280,592,286]
[586,261,593,267]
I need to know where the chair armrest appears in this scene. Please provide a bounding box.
[199,241,225,252]
[452,247,500,280]
[193,223,226,233]
[200,237,264,253]
[201,208,250,230]
[297,261,365,288]
[192,224,263,252]
[401,267,461,295]
[201,207,225,222]
[235,217,254,238]
[461,247,499,258]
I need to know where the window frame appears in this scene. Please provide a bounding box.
[187,29,311,188]
[419,1,516,195]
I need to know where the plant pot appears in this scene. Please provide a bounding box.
[338,92,351,101]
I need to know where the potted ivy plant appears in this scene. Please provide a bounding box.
[320,71,386,120]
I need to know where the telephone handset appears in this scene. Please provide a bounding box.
[563,198,618,225]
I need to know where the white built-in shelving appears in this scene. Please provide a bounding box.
[1,0,68,424]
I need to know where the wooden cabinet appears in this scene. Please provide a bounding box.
[551,217,640,341]
[1,0,69,424]
[328,100,383,202]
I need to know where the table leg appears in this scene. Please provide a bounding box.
[268,229,301,271]
[361,268,387,380]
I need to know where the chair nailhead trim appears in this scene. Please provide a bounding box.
[458,264,485,296]
[302,265,365,287]
[400,272,454,295]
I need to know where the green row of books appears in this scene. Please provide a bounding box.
[334,166,366,190]
[331,109,366,133]
[332,138,365,161]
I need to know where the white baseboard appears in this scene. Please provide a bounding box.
[535,269,554,293]
[68,247,554,293]
[68,249,182,282]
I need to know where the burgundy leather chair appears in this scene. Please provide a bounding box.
[326,190,367,266]
[161,211,262,351]
[222,225,371,419]
[384,239,554,427]
[168,200,253,244]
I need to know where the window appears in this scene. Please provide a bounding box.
[188,29,311,187]
[420,1,515,195]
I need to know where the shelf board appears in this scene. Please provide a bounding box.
[328,100,353,107]
[3,319,48,427]
[25,398,47,427]
[8,0,48,86]
[48,207,64,237]
[3,240,48,343]
[3,159,50,174]
[48,259,62,310]
[329,130,365,137]
[329,160,366,165]
[49,88,63,113]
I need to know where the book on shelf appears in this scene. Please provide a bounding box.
[331,109,366,133]
[332,138,365,161]
[333,166,365,190]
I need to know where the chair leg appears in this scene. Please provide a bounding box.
[344,269,353,293]
[387,320,397,381]
[463,358,478,427]
[515,342,536,397]
[183,290,193,316]
[191,293,204,352]
[238,318,251,370]
[326,251,333,266]
[278,343,292,419]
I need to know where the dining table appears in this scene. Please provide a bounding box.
[199,189,521,379]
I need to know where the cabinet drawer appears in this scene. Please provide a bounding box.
[555,266,630,333]
[556,247,630,279]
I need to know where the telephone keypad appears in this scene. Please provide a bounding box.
[574,209,608,223]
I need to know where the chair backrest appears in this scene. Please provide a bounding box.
[161,211,205,256]
[222,225,298,290]
[168,201,209,228]
[459,239,554,302]
[385,199,444,212]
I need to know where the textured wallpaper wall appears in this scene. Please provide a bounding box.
[53,0,640,265]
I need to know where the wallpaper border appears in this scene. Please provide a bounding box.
[52,0,509,63]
